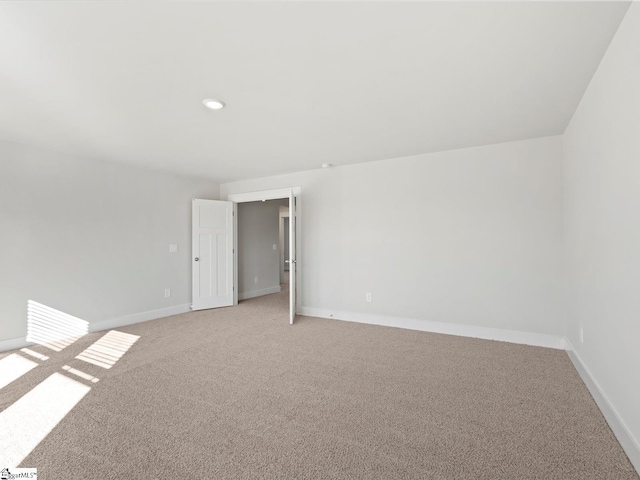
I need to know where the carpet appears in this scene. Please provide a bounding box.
[0,288,637,479]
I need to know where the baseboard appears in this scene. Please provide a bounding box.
[0,303,191,353]
[88,303,191,333]
[565,339,640,474]
[297,306,566,350]
[239,286,281,301]
[0,336,34,353]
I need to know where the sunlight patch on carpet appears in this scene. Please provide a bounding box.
[20,348,49,361]
[62,365,99,383]
[0,354,38,390]
[76,330,139,369]
[0,373,91,467]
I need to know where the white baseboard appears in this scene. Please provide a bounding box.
[239,286,281,301]
[88,303,191,333]
[297,306,566,350]
[0,336,34,353]
[565,339,640,474]
[0,303,191,354]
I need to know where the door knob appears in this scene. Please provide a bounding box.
[194,257,199,262]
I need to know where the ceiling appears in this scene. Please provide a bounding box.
[0,1,630,183]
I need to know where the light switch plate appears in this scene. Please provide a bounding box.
[169,244,178,253]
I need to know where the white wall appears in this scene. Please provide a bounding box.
[0,140,218,343]
[279,204,290,283]
[222,136,565,338]
[237,200,281,299]
[282,216,290,271]
[563,2,640,463]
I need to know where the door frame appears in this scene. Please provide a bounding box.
[227,187,302,311]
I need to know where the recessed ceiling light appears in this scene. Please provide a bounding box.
[203,99,225,110]
[322,163,332,168]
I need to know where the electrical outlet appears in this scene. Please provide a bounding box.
[255,276,258,284]
[273,244,277,250]
[579,327,584,343]
[164,288,171,298]
[169,244,178,253]
[366,292,372,303]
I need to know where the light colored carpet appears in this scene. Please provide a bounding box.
[0,288,637,479]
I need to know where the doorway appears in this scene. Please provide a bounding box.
[279,207,290,285]
[236,199,287,302]
[228,187,301,324]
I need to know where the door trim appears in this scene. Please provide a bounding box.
[228,188,298,204]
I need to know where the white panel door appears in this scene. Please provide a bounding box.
[288,189,296,324]
[192,199,234,311]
